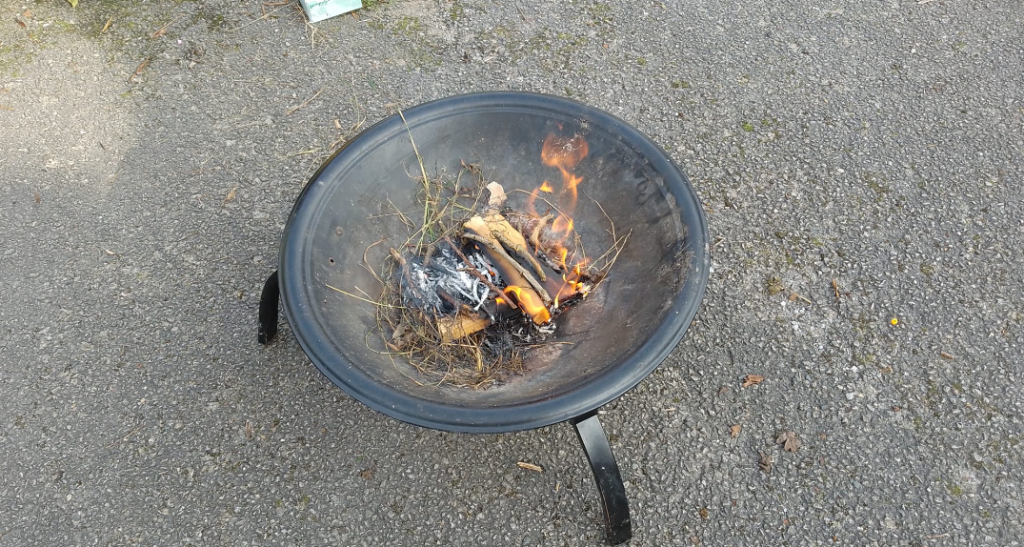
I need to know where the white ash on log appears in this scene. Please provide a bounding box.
[395,244,499,315]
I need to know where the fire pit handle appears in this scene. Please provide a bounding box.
[570,411,632,545]
[258,270,280,344]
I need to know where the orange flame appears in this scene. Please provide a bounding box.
[504,285,551,324]
[551,215,574,238]
[551,260,590,307]
[525,187,539,217]
[542,135,588,206]
[541,134,589,171]
[537,133,589,257]
[509,132,592,317]
[556,246,569,270]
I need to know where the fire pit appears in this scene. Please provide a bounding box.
[258,92,709,544]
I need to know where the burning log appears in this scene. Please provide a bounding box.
[505,210,571,271]
[481,213,547,281]
[462,215,551,304]
[481,182,546,280]
[461,216,552,325]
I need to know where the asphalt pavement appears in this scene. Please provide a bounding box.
[1,0,1022,545]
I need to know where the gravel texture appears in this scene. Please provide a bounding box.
[1,0,1022,545]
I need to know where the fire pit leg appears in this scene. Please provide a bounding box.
[570,411,632,545]
[258,271,280,344]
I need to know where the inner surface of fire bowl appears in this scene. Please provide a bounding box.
[279,92,709,432]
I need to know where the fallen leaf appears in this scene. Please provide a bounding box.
[699,507,709,521]
[789,291,812,304]
[244,421,253,440]
[729,425,741,438]
[717,385,729,396]
[359,468,375,480]
[223,185,238,204]
[15,18,26,29]
[741,374,764,388]
[517,461,543,473]
[103,249,117,256]
[67,0,78,7]
[22,10,32,18]
[940,352,954,360]
[776,431,801,452]
[758,451,772,473]
[765,276,784,296]
[33,192,41,204]
[391,322,417,350]
[129,57,150,83]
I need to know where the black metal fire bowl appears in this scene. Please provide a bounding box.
[259,92,709,544]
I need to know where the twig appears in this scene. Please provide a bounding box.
[390,247,428,304]
[100,16,113,34]
[362,237,388,285]
[286,87,324,116]
[229,3,292,31]
[584,189,616,242]
[590,230,631,290]
[327,284,404,308]
[329,116,367,149]
[383,196,414,229]
[529,213,554,253]
[397,108,433,249]
[517,462,544,473]
[524,341,574,348]
[151,13,186,39]
[832,278,841,300]
[509,189,572,224]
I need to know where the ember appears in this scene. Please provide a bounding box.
[359,131,625,388]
